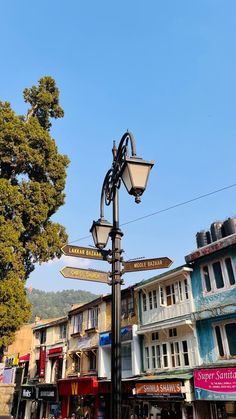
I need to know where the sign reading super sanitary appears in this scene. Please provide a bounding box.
[194,368,236,400]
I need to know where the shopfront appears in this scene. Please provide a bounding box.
[133,377,194,419]
[23,384,58,419]
[58,376,99,418]
[98,380,135,418]
[37,384,59,418]
[194,367,236,419]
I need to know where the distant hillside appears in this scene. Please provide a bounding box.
[27,288,99,322]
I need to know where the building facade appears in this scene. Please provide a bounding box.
[58,297,104,418]
[186,223,236,419]
[134,266,198,419]
[23,316,68,419]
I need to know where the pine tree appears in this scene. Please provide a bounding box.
[0,76,69,350]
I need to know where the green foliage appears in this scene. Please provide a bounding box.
[23,76,64,130]
[0,77,69,348]
[0,275,31,347]
[27,288,99,322]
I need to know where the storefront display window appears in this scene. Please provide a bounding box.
[69,395,95,419]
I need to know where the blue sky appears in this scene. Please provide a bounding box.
[1,1,236,293]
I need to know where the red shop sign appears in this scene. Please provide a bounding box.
[48,347,63,355]
[58,377,98,396]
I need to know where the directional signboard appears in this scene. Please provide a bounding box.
[60,266,111,284]
[61,244,109,261]
[123,257,173,273]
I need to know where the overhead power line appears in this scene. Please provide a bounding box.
[68,182,236,244]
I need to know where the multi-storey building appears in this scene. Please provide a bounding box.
[133,265,197,419]
[58,297,104,418]
[186,219,236,419]
[98,286,142,418]
[23,316,68,419]
[1,323,33,417]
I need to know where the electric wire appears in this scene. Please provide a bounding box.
[68,182,236,244]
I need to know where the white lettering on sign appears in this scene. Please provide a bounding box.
[22,389,32,397]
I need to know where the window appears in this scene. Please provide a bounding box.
[145,347,150,369]
[160,286,165,306]
[225,258,236,285]
[73,313,83,334]
[145,339,191,370]
[72,353,81,373]
[184,279,189,299]
[159,280,189,307]
[169,328,177,338]
[214,322,236,358]
[152,332,159,341]
[201,257,236,294]
[156,345,161,368]
[121,344,132,371]
[40,329,46,344]
[151,346,156,369]
[147,290,158,310]
[88,308,98,329]
[88,351,97,371]
[153,290,157,308]
[145,344,169,370]
[143,293,147,311]
[212,262,224,289]
[171,342,180,367]
[182,340,190,366]
[121,295,134,317]
[59,323,67,339]
[35,360,40,377]
[149,292,153,310]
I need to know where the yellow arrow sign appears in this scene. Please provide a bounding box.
[123,257,173,273]
[61,244,109,261]
[60,266,111,284]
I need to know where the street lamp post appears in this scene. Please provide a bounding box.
[90,132,154,419]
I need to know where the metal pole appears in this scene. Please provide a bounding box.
[110,184,123,419]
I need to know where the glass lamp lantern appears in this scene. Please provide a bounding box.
[90,217,112,249]
[120,157,154,203]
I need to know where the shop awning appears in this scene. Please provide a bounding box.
[19,353,30,362]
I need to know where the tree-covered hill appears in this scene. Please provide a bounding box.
[27,288,99,322]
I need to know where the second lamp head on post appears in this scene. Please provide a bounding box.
[90,132,154,250]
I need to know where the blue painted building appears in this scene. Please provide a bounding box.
[185,219,236,419]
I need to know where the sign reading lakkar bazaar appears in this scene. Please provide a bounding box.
[123,257,173,273]
[61,244,109,261]
[60,267,111,284]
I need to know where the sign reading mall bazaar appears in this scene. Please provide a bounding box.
[61,244,109,261]
[123,257,173,273]
[60,266,111,284]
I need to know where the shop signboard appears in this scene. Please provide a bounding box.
[185,233,236,263]
[100,325,132,346]
[4,353,19,367]
[58,377,98,396]
[21,385,36,400]
[37,385,58,401]
[39,346,46,378]
[135,382,183,398]
[194,368,236,400]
